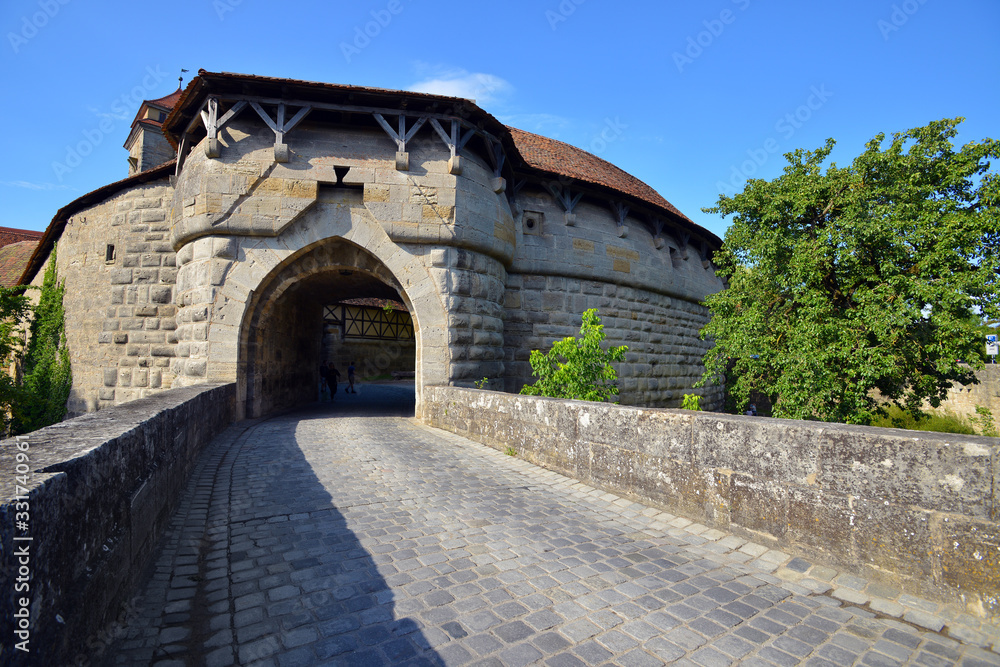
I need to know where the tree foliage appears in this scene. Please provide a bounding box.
[0,286,31,433]
[520,309,627,403]
[700,118,1000,424]
[11,251,72,434]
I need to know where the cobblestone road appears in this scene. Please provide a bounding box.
[103,385,999,666]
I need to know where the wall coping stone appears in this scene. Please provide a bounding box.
[421,385,1000,620]
[0,382,236,666]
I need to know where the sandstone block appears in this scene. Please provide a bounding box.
[111,269,133,284]
[186,359,207,377]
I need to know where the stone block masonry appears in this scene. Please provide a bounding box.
[0,383,235,667]
[503,272,721,410]
[32,179,179,415]
[28,72,726,420]
[422,386,1000,621]
[932,365,1000,426]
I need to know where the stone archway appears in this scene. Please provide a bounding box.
[172,192,453,420]
[239,238,417,417]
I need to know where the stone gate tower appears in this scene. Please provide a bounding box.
[21,70,724,419]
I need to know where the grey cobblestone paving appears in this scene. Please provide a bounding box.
[101,385,1000,666]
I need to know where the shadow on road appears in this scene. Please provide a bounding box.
[101,382,441,666]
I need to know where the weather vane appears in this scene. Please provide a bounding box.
[179,68,189,88]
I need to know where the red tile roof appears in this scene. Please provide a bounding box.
[0,227,43,249]
[0,240,40,287]
[507,127,692,224]
[147,87,183,111]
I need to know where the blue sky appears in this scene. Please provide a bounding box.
[1,0,997,240]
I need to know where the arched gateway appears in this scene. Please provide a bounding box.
[21,70,725,418]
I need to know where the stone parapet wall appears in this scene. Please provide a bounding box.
[422,387,1000,619]
[0,383,236,666]
[503,273,722,410]
[33,180,178,415]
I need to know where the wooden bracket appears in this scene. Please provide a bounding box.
[612,201,629,237]
[198,98,249,158]
[678,231,690,260]
[373,113,428,170]
[652,218,667,249]
[250,102,312,162]
[430,118,465,174]
[545,184,583,225]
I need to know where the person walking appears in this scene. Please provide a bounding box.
[326,362,341,401]
[347,360,357,393]
[318,363,329,401]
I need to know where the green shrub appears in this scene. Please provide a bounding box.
[0,286,31,434]
[11,251,72,435]
[870,406,976,435]
[520,309,627,403]
[972,406,998,437]
[682,394,702,411]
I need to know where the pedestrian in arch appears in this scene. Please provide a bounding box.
[327,362,341,401]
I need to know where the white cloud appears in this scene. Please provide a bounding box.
[2,181,71,191]
[408,68,513,105]
[88,105,130,122]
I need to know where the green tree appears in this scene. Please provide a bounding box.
[700,118,1000,424]
[520,309,627,403]
[12,251,72,434]
[0,286,31,433]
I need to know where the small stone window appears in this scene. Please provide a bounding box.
[523,211,543,236]
[105,244,116,263]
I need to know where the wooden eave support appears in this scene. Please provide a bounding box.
[175,92,512,183]
[250,102,312,163]
[546,184,584,226]
[429,119,475,175]
[199,98,248,158]
[372,113,429,171]
[612,201,629,238]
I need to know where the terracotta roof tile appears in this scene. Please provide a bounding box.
[507,127,691,223]
[0,227,43,249]
[146,87,183,111]
[0,240,39,287]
